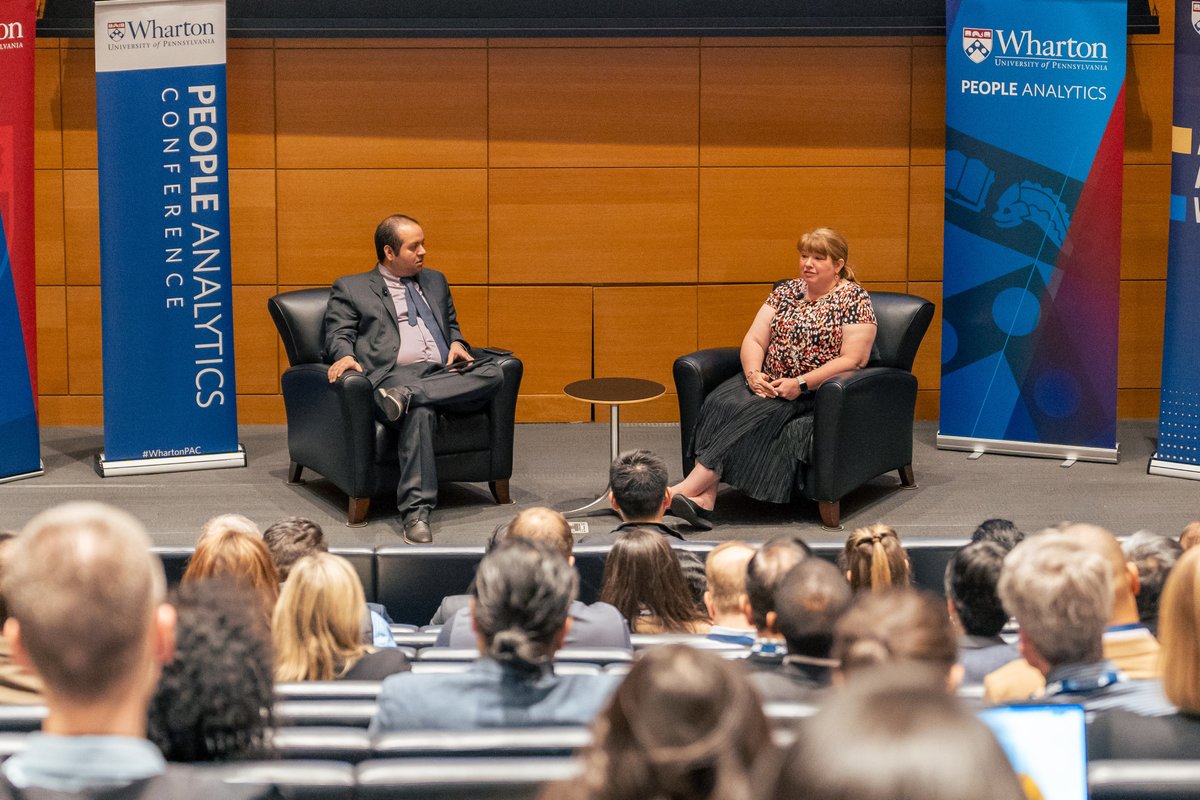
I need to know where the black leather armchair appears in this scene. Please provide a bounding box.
[673,291,934,529]
[268,288,523,526]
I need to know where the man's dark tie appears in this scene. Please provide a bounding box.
[400,277,450,363]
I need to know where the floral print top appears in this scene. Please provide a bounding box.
[762,279,877,378]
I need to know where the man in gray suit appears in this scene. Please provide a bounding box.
[324,214,503,544]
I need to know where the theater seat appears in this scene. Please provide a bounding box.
[372,728,591,759]
[1089,760,1200,800]
[0,706,44,733]
[276,682,385,701]
[272,727,373,763]
[274,700,377,728]
[199,760,355,800]
[355,757,583,800]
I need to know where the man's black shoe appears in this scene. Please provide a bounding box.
[403,518,433,545]
[378,386,413,423]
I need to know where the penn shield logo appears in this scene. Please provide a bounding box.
[1193,1,1200,34]
[107,21,125,41]
[963,27,993,63]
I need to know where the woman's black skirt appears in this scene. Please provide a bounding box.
[692,375,815,503]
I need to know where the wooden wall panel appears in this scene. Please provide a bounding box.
[62,170,99,285]
[37,396,103,426]
[66,286,102,395]
[489,48,699,168]
[489,168,698,284]
[910,45,945,166]
[699,167,909,283]
[700,47,911,167]
[908,166,944,282]
[35,170,65,285]
[1118,389,1160,418]
[275,48,487,169]
[227,48,276,169]
[237,394,287,424]
[229,170,278,285]
[34,49,62,170]
[697,284,773,350]
[35,286,68,395]
[905,282,943,399]
[489,287,592,422]
[276,169,488,286]
[232,286,281,395]
[1118,280,1166,389]
[1121,165,1170,281]
[1125,44,1174,166]
[59,46,96,170]
[450,286,488,350]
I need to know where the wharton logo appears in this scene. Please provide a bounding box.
[122,18,216,40]
[963,27,993,63]
[107,21,125,41]
[0,20,25,41]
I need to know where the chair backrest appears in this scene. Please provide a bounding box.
[864,291,935,372]
[275,699,378,728]
[372,728,592,759]
[356,757,583,800]
[268,287,332,367]
[200,760,356,800]
[1089,760,1200,800]
[273,726,374,763]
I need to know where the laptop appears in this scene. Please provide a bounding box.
[978,704,1089,800]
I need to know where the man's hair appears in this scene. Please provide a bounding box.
[773,558,852,658]
[705,541,756,618]
[473,538,578,672]
[183,529,280,623]
[508,507,573,560]
[263,516,327,582]
[745,535,811,631]
[374,213,421,263]
[970,518,1025,550]
[833,590,958,680]
[997,533,1112,668]
[5,502,165,702]
[1122,530,1183,629]
[199,513,259,541]
[609,450,669,521]
[1180,520,1200,551]
[0,532,17,624]
[944,540,1010,637]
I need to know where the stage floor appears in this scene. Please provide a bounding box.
[2,421,1197,548]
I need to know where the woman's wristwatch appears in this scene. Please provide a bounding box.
[796,378,808,394]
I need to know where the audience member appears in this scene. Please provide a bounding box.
[1122,530,1183,636]
[0,502,270,798]
[0,534,41,704]
[274,553,410,681]
[147,580,274,762]
[198,513,260,540]
[541,645,770,800]
[703,541,757,645]
[183,529,279,624]
[985,523,1161,702]
[263,516,394,648]
[994,532,1171,715]
[944,541,1020,684]
[1180,520,1200,551]
[765,667,1026,800]
[600,528,710,634]
[842,523,909,593]
[970,518,1025,550]
[750,558,851,703]
[742,536,810,668]
[833,589,961,691]
[372,538,620,730]
[436,508,631,648]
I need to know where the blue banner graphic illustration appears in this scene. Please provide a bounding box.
[1150,0,1200,479]
[0,220,40,480]
[940,0,1126,460]
[95,0,241,468]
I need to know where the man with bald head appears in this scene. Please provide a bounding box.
[704,541,757,645]
[984,523,1161,703]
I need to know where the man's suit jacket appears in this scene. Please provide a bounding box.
[323,266,466,387]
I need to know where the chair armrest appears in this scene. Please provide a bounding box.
[280,364,379,496]
[480,350,523,479]
[673,348,741,473]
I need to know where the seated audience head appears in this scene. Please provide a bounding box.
[472,537,578,670]
[609,449,670,522]
[1180,520,1200,551]
[767,667,1026,800]
[508,506,574,561]
[744,535,811,636]
[273,552,373,681]
[1059,523,1140,626]
[600,527,707,634]
[997,532,1111,676]
[183,528,280,622]
[4,502,172,720]
[944,540,1010,638]
[556,644,770,800]
[262,516,326,582]
[703,541,756,627]
[771,557,853,660]
[198,513,259,540]
[970,518,1025,550]
[842,523,909,593]
[148,579,274,761]
[833,589,959,688]
[1122,530,1183,634]
[1159,547,1200,712]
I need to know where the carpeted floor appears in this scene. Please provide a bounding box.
[2,421,1197,547]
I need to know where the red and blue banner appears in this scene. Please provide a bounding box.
[1149,0,1200,481]
[0,0,42,483]
[95,0,244,476]
[938,0,1126,463]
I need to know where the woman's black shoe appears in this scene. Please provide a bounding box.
[670,494,713,531]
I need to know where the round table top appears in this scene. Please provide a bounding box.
[563,377,665,405]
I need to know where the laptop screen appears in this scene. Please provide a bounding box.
[978,704,1088,800]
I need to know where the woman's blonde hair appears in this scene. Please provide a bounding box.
[797,227,857,283]
[842,524,910,593]
[1158,547,1200,711]
[182,529,279,623]
[272,552,369,681]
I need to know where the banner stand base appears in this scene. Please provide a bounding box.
[0,461,45,485]
[1148,457,1200,481]
[937,433,1120,465]
[94,445,247,478]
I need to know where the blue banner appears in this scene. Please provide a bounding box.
[0,220,40,480]
[95,0,240,467]
[1150,0,1200,479]
[939,0,1126,462]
